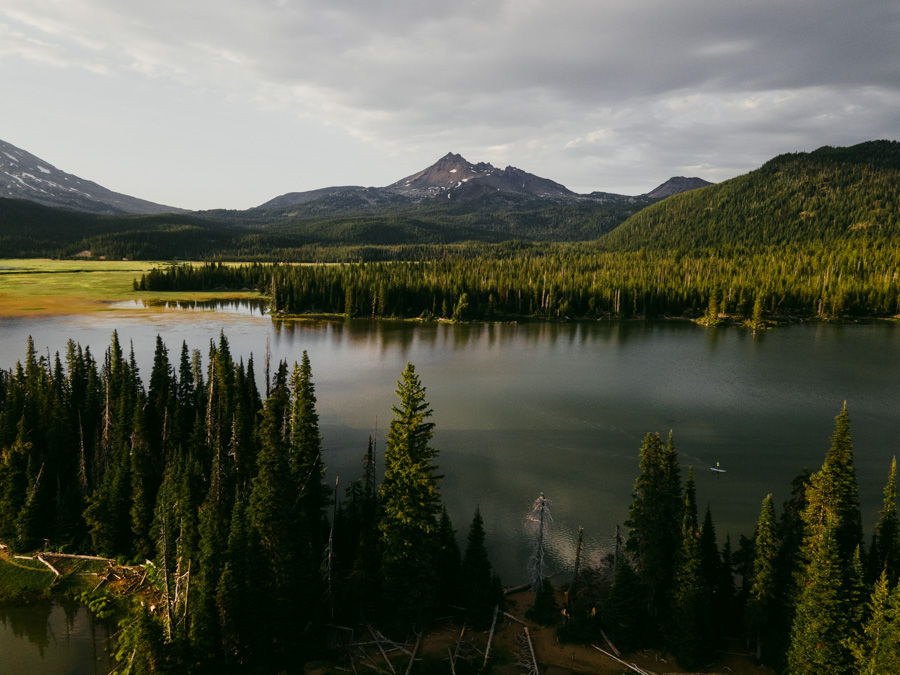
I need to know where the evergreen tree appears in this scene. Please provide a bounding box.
[667,467,713,670]
[248,361,305,663]
[460,507,499,629]
[216,495,257,671]
[746,494,778,661]
[803,403,863,563]
[436,507,461,610]
[849,570,900,674]
[624,432,682,618]
[289,352,329,561]
[379,363,442,627]
[603,559,650,653]
[788,516,862,674]
[0,417,31,543]
[869,457,900,584]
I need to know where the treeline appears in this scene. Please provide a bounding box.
[0,334,501,673]
[138,239,900,321]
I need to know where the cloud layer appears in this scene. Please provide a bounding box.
[3,0,898,208]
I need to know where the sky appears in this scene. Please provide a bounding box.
[2,1,899,211]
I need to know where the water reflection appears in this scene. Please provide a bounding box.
[0,599,112,674]
[111,297,269,315]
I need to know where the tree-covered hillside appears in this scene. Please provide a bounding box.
[605,140,900,250]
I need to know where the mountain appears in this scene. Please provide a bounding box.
[605,140,900,250]
[260,152,694,210]
[0,139,184,215]
[388,152,576,201]
[646,176,712,199]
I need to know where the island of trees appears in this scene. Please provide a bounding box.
[1,332,898,674]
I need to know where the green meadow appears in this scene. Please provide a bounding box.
[0,259,262,316]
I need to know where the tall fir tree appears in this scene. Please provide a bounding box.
[460,507,500,629]
[624,431,682,620]
[746,494,778,661]
[787,515,862,675]
[849,569,900,674]
[379,363,442,627]
[667,467,713,670]
[869,457,900,584]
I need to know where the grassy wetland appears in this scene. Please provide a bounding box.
[0,259,262,317]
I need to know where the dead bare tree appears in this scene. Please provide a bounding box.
[526,493,552,593]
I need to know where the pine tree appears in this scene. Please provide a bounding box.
[668,467,712,670]
[803,403,863,563]
[603,559,649,653]
[787,516,862,674]
[624,432,682,616]
[436,507,461,610]
[248,362,305,661]
[0,416,31,542]
[461,507,498,629]
[849,570,900,674]
[746,494,778,661]
[289,352,328,555]
[870,457,900,584]
[379,363,442,627]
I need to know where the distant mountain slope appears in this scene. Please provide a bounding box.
[388,152,576,200]
[258,151,695,211]
[604,140,900,250]
[0,139,184,215]
[646,176,712,198]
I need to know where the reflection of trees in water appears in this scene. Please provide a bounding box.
[0,598,112,669]
[0,599,53,656]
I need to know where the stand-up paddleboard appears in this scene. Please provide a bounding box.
[710,461,726,475]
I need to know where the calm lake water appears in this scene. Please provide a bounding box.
[2,307,899,588]
[0,598,112,674]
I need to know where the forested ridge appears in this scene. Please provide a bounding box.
[2,333,900,673]
[606,140,900,250]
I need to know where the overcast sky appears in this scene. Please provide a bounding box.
[3,1,899,210]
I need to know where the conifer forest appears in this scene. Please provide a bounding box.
[1,331,898,674]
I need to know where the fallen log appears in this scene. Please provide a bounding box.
[600,628,620,657]
[404,632,422,675]
[452,624,466,667]
[367,624,396,674]
[36,554,60,578]
[504,583,531,595]
[524,627,539,675]
[591,644,656,675]
[482,605,499,671]
[41,552,115,563]
[503,611,532,627]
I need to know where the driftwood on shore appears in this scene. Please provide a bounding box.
[481,605,499,670]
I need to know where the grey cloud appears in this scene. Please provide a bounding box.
[1,0,898,205]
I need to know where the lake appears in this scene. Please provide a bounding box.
[0,598,112,674]
[1,307,899,587]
